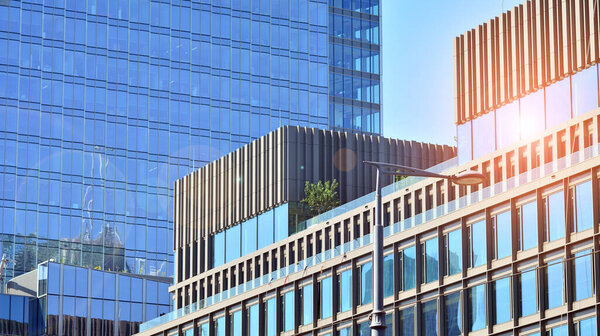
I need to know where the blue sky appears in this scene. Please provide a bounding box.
[381,0,524,146]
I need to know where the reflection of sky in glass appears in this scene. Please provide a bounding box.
[574,250,593,301]
[494,277,511,324]
[496,101,519,149]
[472,111,495,159]
[469,284,485,331]
[546,260,563,309]
[445,291,461,336]
[575,181,593,232]
[547,191,565,241]
[519,89,545,141]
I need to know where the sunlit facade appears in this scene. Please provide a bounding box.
[0,0,381,286]
[138,0,600,335]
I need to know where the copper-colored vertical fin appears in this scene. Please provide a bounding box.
[475,25,483,116]
[486,19,494,110]
[592,0,600,63]
[573,0,583,69]
[524,1,533,92]
[465,31,473,122]
[493,17,501,108]
[454,35,463,124]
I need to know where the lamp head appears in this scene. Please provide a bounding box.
[451,171,487,186]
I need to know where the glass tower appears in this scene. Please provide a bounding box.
[0,0,380,282]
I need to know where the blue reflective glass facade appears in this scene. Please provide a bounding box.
[0,0,380,281]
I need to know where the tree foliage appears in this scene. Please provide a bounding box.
[301,179,341,217]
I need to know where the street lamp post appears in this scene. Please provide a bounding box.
[363,161,486,336]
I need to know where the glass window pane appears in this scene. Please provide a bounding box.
[551,325,568,336]
[247,305,258,336]
[241,217,257,255]
[494,277,511,324]
[457,121,472,165]
[546,191,565,241]
[360,262,372,305]
[225,224,241,263]
[424,238,438,283]
[265,298,276,336]
[447,229,462,275]
[572,65,599,117]
[199,322,209,336]
[468,284,486,331]
[231,311,242,336]
[383,254,394,298]
[471,220,486,267]
[520,268,537,316]
[519,89,545,140]
[495,210,511,259]
[546,259,564,309]
[472,111,495,159]
[338,269,352,312]
[399,306,414,335]
[214,316,225,336]
[546,78,571,128]
[421,299,437,336]
[573,250,593,301]
[283,291,294,331]
[257,211,274,250]
[274,203,289,241]
[403,246,416,290]
[320,276,332,319]
[577,317,597,336]
[444,292,461,336]
[521,200,538,249]
[301,284,313,325]
[213,231,225,268]
[496,101,519,149]
[574,181,593,232]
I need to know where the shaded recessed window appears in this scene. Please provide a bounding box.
[444,291,461,336]
[468,284,486,331]
[421,299,438,336]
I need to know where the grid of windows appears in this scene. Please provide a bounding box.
[38,262,169,336]
[0,0,378,282]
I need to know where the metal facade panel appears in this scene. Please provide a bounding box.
[454,0,600,124]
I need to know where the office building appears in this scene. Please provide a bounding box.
[1,261,171,336]
[0,0,380,285]
[170,126,454,309]
[139,0,600,335]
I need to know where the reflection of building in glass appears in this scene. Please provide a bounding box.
[0,0,381,286]
[0,293,43,336]
[139,1,600,335]
[5,261,170,336]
